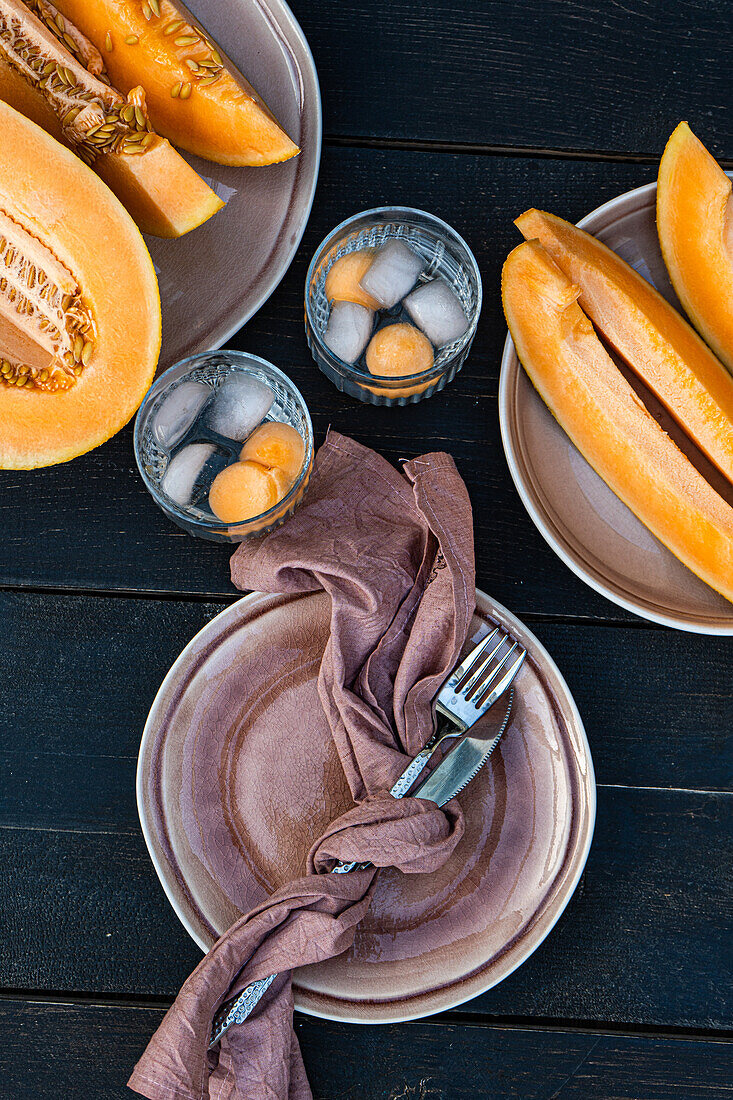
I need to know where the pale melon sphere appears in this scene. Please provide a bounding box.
[365,323,434,377]
[209,460,289,523]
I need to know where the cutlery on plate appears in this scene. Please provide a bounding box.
[209,627,526,1048]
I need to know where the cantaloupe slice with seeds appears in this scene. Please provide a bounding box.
[657,121,733,374]
[0,100,160,468]
[54,0,299,166]
[502,240,733,604]
[516,207,733,487]
[0,0,223,237]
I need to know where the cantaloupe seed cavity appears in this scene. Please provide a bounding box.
[0,0,158,167]
[0,208,95,391]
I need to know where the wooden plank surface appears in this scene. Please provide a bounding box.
[292,0,733,158]
[0,147,660,620]
[1,784,730,1029]
[1,999,731,1100]
[1,593,731,838]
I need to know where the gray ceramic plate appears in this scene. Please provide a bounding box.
[147,0,321,370]
[137,588,595,1023]
[499,181,733,634]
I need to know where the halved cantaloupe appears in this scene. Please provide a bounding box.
[657,122,733,374]
[0,100,161,468]
[0,0,223,237]
[516,208,733,487]
[502,240,733,604]
[53,0,299,166]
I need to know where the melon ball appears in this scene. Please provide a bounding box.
[365,323,434,378]
[325,251,380,310]
[240,421,305,483]
[209,460,290,523]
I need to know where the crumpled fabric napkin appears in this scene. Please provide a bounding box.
[129,430,475,1100]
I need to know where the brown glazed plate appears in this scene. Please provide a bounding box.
[137,588,595,1023]
[499,179,733,635]
[148,0,321,372]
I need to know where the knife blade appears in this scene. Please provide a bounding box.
[410,687,514,807]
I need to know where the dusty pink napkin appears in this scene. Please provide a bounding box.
[130,431,475,1100]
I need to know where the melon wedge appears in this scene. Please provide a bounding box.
[0,0,223,237]
[502,240,733,604]
[0,101,161,467]
[657,122,733,373]
[515,208,733,488]
[53,0,300,166]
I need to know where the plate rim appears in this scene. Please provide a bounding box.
[498,180,733,636]
[192,0,322,352]
[137,587,596,1023]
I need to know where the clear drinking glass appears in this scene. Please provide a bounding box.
[134,351,313,543]
[305,206,482,405]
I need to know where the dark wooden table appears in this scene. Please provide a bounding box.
[2,2,731,1097]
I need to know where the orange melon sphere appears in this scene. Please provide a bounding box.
[240,422,305,483]
[365,323,434,378]
[208,460,289,523]
[325,251,380,310]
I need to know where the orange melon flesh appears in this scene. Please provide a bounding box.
[54,0,300,166]
[209,459,288,523]
[0,101,161,467]
[0,1,223,237]
[657,122,733,374]
[516,208,733,488]
[325,251,380,310]
[239,421,305,483]
[502,240,733,604]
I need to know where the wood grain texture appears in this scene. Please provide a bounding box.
[0,592,731,837]
[0,147,662,620]
[0,1000,731,1100]
[291,0,733,157]
[1,785,730,1029]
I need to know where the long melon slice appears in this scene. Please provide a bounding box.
[516,207,733,487]
[502,240,733,604]
[0,100,161,467]
[657,122,733,374]
[0,0,223,237]
[53,0,299,166]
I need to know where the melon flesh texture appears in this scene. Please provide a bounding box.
[502,240,733,604]
[516,208,733,488]
[0,100,161,468]
[0,0,223,237]
[657,121,733,374]
[54,0,300,166]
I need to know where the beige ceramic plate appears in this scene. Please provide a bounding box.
[147,0,321,370]
[137,588,595,1023]
[499,180,733,634]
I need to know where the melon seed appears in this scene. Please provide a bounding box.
[142,2,152,18]
[73,335,83,360]
[163,20,183,35]
[198,74,219,85]
[170,82,181,97]
[134,106,146,127]
[125,35,139,45]
[105,31,113,50]
[81,341,92,366]
[149,0,160,15]
[180,82,191,98]
[121,104,135,123]
[174,34,198,46]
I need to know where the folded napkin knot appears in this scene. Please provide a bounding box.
[130,432,476,1100]
[310,792,464,875]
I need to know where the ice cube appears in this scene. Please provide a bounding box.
[161,443,216,506]
[404,279,470,347]
[205,374,274,442]
[359,239,425,308]
[323,301,373,364]
[153,380,211,449]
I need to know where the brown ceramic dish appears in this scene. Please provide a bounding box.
[499,180,733,635]
[137,588,595,1023]
[146,0,321,371]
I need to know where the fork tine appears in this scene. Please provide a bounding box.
[463,638,518,699]
[444,627,499,689]
[459,634,507,695]
[475,647,526,708]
